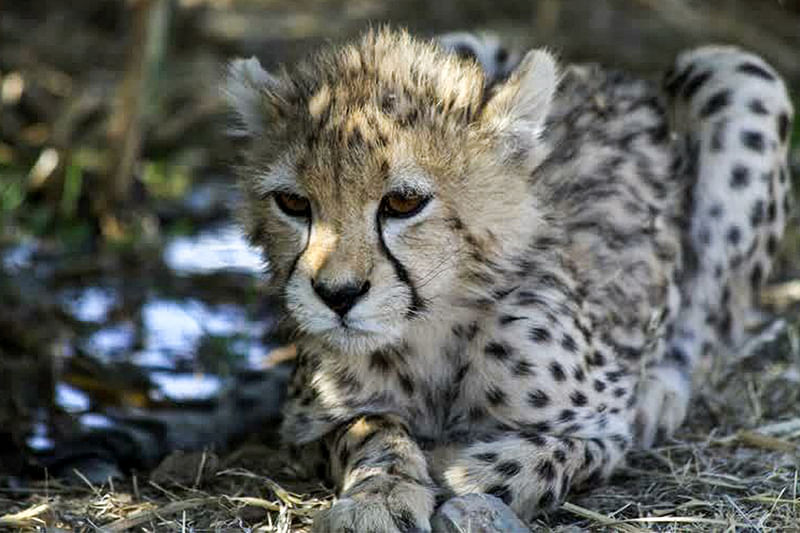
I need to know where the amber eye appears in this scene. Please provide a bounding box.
[274,192,311,218]
[381,192,431,219]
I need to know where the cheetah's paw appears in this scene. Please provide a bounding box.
[312,474,435,533]
[634,364,691,449]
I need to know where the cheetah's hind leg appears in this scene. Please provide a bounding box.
[637,46,794,448]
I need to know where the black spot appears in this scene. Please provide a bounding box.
[741,130,765,153]
[737,62,776,81]
[536,459,556,481]
[452,322,479,340]
[710,119,727,151]
[666,347,689,366]
[455,363,471,383]
[779,166,788,184]
[749,98,769,115]
[486,484,512,505]
[549,361,566,381]
[582,447,594,468]
[485,342,512,361]
[499,314,525,326]
[573,367,586,382]
[473,452,498,463]
[664,63,694,96]
[528,389,550,408]
[682,70,712,99]
[570,391,588,407]
[699,90,730,118]
[778,113,789,143]
[730,164,750,189]
[398,373,415,395]
[559,409,576,422]
[593,379,606,392]
[530,326,551,343]
[531,421,552,433]
[587,351,606,367]
[750,199,765,227]
[612,387,626,398]
[727,225,741,246]
[513,360,535,376]
[468,406,486,421]
[495,460,522,478]
[767,201,777,222]
[487,386,508,406]
[521,430,546,446]
[750,263,763,290]
[369,350,392,373]
[709,204,724,218]
[553,449,567,463]
[605,369,624,383]
[767,234,778,255]
[538,489,555,509]
[561,333,578,353]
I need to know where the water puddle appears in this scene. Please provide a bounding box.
[2,216,284,468]
[163,223,264,275]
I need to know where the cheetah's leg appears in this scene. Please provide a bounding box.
[437,431,630,522]
[637,46,794,447]
[312,415,436,533]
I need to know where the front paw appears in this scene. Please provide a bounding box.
[635,363,691,448]
[313,475,435,533]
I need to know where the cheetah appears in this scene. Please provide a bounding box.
[224,28,793,531]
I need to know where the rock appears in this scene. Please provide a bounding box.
[150,449,219,487]
[431,493,530,533]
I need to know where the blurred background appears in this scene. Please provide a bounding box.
[1,0,799,527]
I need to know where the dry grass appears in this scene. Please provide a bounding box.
[1,302,799,532]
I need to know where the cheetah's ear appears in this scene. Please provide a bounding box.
[223,56,281,137]
[480,49,558,140]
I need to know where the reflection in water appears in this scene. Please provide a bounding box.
[163,224,264,275]
[62,287,117,323]
[149,371,222,401]
[79,413,114,428]
[26,417,55,452]
[55,382,91,413]
[2,216,281,465]
[85,323,136,360]
[1,241,35,272]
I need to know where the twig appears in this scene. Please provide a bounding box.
[102,497,215,532]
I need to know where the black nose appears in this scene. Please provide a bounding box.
[312,279,371,316]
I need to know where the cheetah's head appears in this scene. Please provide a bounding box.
[225,28,558,355]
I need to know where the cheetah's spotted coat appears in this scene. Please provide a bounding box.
[225,29,794,531]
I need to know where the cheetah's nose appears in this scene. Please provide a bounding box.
[312,279,371,316]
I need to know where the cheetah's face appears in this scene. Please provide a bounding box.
[225,29,558,355]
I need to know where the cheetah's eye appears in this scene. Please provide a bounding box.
[274,192,311,218]
[380,192,431,219]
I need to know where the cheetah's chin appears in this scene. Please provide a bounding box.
[316,322,402,355]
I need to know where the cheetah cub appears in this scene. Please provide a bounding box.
[225,29,793,530]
